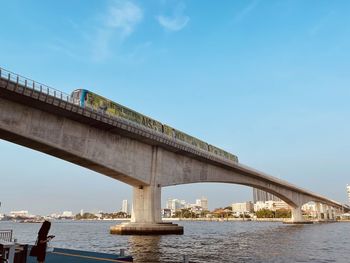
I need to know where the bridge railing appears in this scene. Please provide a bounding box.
[0,67,71,102]
[0,67,159,130]
[0,230,13,242]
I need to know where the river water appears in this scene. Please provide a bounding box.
[1,220,349,262]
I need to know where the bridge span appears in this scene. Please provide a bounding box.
[0,67,348,234]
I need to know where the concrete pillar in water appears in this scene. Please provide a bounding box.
[131,185,162,224]
[315,202,322,221]
[110,147,183,235]
[110,184,183,234]
[328,206,334,220]
[291,206,303,222]
[325,205,330,220]
[284,205,313,224]
[131,185,161,223]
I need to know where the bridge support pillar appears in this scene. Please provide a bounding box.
[131,185,162,224]
[110,147,183,235]
[291,206,303,222]
[110,185,183,235]
[285,206,312,224]
[325,205,330,220]
[315,202,322,221]
[328,207,334,221]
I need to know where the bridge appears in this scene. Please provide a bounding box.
[0,67,348,234]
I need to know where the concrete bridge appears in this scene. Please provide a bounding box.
[0,67,348,234]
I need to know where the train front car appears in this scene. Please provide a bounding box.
[73,90,163,133]
[70,89,88,108]
[85,91,111,113]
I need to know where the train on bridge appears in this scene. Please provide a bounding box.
[71,89,238,163]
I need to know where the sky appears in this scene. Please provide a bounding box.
[1,0,350,215]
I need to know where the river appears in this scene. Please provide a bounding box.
[1,220,349,262]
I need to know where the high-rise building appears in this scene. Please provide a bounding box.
[196,197,208,210]
[166,199,183,211]
[347,185,350,204]
[166,199,186,216]
[253,188,281,203]
[122,200,129,214]
[232,202,254,214]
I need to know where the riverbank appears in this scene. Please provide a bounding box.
[162,217,288,222]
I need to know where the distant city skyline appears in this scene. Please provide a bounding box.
[1,1,350,214]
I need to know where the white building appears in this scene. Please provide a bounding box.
[61,211,73,217]
[166,199,186,216]
[49,213,60,219]
[196,197,208,210]
[254,201,290,212]
[232,202,254,214]
[122,200,129,214]
[166,199,182,211]
[94,213,102,219]
[10,210,29,217]
[302,202,316,212]
[347,184,350,204]
[302,202,317,218]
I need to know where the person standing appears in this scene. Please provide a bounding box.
[36,220,54,263]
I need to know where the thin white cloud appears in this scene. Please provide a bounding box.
[93,0,143,61]
[105,0,143,37]
[156,2,189,31]
[157,15,189,31]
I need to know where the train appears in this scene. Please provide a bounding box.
[70,89,238,163]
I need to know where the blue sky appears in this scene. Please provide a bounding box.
[1,0,350,215]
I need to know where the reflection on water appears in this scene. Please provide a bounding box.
[1,220,349,262]
[128,236,161,263]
